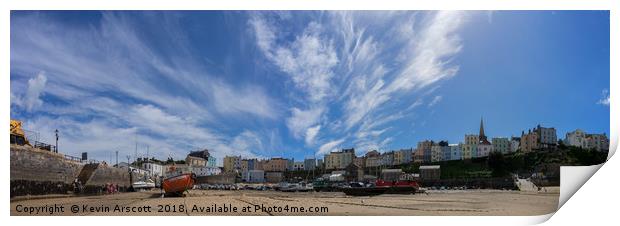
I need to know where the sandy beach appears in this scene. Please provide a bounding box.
[11,188,559,216]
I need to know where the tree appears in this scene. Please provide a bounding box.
[487,151,508,177]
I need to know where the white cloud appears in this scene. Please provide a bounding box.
[597,89,610,106]
[388,11,464,93]
[305,125,321,145]
[406,99,424,111]
[317,138,346,155]
[22,102,268,165]
[322,11,466,153]
[355,128,388,140]
[274,33,339,103]
[11,12,278,122]
[286,107,324,139]
[10,12,279,161]
[428,95,443,107]
[251,19,338,103]
[13,11,471,161]
[251,16,340,145]
[249,11,468,151]
[210,80,279,119]
[230,130,265,158]
[248,16,276,56]
[339,11,465,132]
[343,78,390,129]
[353,136,394,154]
[15,72,48,112]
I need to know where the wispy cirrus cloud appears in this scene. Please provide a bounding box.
[428,95,443,107]
[250,11,468,155]
[250,14,339,147]
[334,11,465,153]
[10,12,281,163]
[11,11,470,162]
[317,138,346,155]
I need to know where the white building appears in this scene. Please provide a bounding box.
[565,129,609,152]
[565,129,588,148]
[143,162,165,177]
[193,166,222,177]
[118,162,150,177]
[169,164,192,175]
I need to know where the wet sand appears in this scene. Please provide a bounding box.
[10,189,559,216]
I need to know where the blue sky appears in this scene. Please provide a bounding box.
[10,11,609,165]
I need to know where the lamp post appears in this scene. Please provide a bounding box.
[54,129,59,153]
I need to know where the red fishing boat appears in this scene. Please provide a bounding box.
[376,178,419,194]
[341,174,420,196]
[162,165,196,196]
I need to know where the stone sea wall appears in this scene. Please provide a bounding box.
[196,174,236,185]
[10,145,134,197]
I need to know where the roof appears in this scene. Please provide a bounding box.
[186,155,205,160]
[479,140,492,145]
[419,165,440,169]
[346,162,361,169]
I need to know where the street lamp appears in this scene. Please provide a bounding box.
[54,129,59,153]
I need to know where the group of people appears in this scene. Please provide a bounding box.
[105,183,119,194]
[72,178,121,195]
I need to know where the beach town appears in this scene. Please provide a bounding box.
[10,117,607,216]
[9,10,610,217]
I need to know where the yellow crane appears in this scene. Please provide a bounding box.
[10,119,31,146]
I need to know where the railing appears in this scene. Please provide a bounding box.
[33,141,57,153]
[62,154,100,164]
[64,154,82,162]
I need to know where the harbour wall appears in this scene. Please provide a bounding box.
[10,145,134,197]
[81,164,136,194]
[195,174,236,185]
[420,177,518,190]
[11,145,83,197]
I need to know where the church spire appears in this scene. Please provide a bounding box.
[479,116,490,144]
[479,117,485,138]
